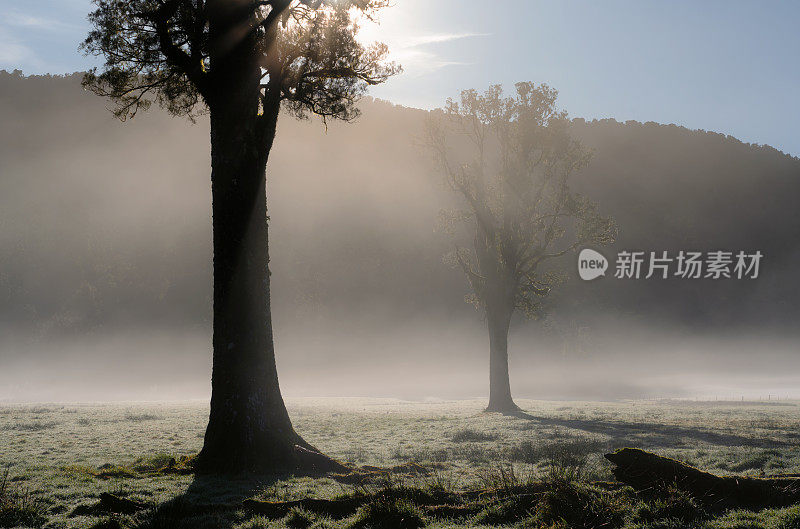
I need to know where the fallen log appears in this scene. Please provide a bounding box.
[605,448,800,509]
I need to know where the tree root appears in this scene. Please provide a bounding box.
[194,438,351,476]
[484,401,522,415]
[292,445,351,475]
[605,448,800,509]
[151,455,197,475]
[329,462,434,485]
[104,444,429,480]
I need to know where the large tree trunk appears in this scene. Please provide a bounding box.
[485,303,519,413]
[196,5,315,473]
[197,90,302,472]
[474,218,520,414]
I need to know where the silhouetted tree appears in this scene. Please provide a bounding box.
[82,0,398,472]
[427,83,616,413]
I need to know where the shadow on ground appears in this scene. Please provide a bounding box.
[130,473,281,529]
[508,410,791,449]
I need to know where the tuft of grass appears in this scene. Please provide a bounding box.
[450,429,497,443]
[449,445,497,464]
[392,448,449,464]
[128,496,232,529]
[123,412,160,422]
[9,421,59,432]
[350,498,425,529]
[89,517,126,529]
[705,503,800,529]
[63,464,137,480]
[342,448,370,465]
[631,486,707,526]
[284,507,315,529]
[507,437,600,464]
[63,453,194,485]
[722,452,775,473]
[421,468,460,493]
[528,481,630,529]
[472,492,538,525]
[0,469,46,528]
[506,437,602,482]
[132,454,177,473]
[476,463,533,492]
[96,464,138,479]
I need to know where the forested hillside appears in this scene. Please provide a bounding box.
[2,71,796,340]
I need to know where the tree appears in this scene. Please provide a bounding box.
[82,0,398,472]
[426,83,616,413]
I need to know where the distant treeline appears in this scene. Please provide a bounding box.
[1,71,798,338]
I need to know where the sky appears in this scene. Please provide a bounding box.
[1,0,799,156]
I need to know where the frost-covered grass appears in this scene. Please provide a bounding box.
[1,398,800,528]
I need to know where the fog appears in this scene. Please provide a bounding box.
[1,72,799,403]
[4,323,800,403]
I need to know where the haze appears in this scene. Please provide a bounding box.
[1,73,798,403]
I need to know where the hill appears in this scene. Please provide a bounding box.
[1,71,798,400]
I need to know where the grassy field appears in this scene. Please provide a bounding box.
[2,398,800,528]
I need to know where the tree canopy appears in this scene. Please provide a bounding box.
[428,82,617,319]
[81,0,399,122]
[80,0,401,472]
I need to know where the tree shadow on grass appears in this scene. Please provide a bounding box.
[507,409,792,450]
[131,473,282,529]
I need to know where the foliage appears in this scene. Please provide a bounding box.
[80,0,401,474]
[427,83,617,319]
[81,0,400,121]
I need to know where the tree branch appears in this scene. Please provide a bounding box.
[146,2,208,97]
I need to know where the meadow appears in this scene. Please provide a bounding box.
[2,398,800,528]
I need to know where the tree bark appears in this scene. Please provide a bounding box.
[197,94,301,472]
[196,6,311,472]
[474,217,520,414]
[485,302,519,413]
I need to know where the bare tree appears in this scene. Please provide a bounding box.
[82,0,399,472]
[427,83,616,413]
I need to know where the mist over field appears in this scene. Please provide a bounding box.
[1,72,799,403]
[4,2,800,527]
